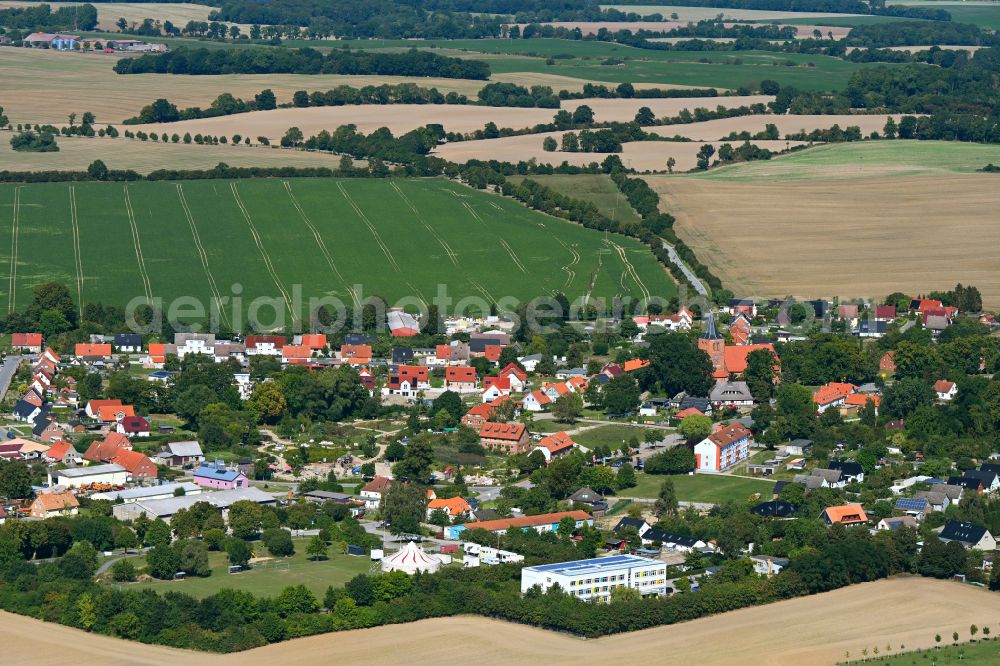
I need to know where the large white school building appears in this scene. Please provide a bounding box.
[520,555,668,601]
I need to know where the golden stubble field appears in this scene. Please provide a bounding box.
[122,95,773,141]
[0,578,998,665]
[0,1,250,31]
[649,168,1000,306]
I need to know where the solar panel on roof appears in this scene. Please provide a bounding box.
[895,498,928,510]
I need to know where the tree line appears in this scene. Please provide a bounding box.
[113,46,491,80]
[0,3,97,31]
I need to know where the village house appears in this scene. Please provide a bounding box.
[934,380,958,401]
[11,332,43,353]
[750,555,789,576]
[23,32,81,50]
[360,476,393,510]
[245,335,285,356]
[879,351,896,376]
[445,510,592,540]
[461,402,495,430]
[426,493,471,522]
[75,343,112,362]
[709,381,754,409]
[294,333,327,350]
[694,423,753,472]
[444,366,477,392]
[29,492,80,519]
[44,440,82,466]
[156,441,204,468]
[498,363,527,392]
[83,431,132,464]
[821,504,869,526]
[111,449,158,481]
[385,365,430,398]
[388,310,420,337]
[533,431,575,463]
[174,333,216,358]
[937,520,997,550]
[193,461,248,490]
[812,382,857,413]
[522,389,552,412]
[481,376,511,403]
[117,415,151,438]
[113,333,143,353]
[877,515,919,532]
[479,421,530,455]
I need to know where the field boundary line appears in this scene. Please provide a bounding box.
[69,185,84,314]
[283,181,360,308]
[389,181,459,266]
[176,184,231,329]
[230,182,296,322]
[336,181,400,272]
[7,187,19,314]
[123,185,153,302]
[462,200,527,273]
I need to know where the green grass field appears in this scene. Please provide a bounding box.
[627,472,774,503]
[0,177,675,321]
[326,38,873,91]
[508,174,643,226]
[125,537,372,598]
[571,424,653,449]
[875,636,1000,664]
[690,140,1000,181]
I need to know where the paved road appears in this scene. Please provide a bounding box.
[0,355,26,402]
[661,240,708,296]
[96,549,149,575]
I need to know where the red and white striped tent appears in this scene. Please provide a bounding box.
[380,541,441,574]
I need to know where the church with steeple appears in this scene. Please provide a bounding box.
[698,311,777,381]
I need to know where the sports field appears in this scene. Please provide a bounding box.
[2,578,999,665]
[647,141,1000,306]
[627,472,775,503]
[0,177,674,321]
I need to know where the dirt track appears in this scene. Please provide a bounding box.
[3,578,999,665]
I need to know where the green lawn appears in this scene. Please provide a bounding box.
[508,174,643,226]
[627,472,774,503]
[875,636,1000,664]
[0,177,675,319]
[690,140,1000,181]
[125,537,373,599]
[572,424,654,449]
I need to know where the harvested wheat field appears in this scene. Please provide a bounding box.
[0,49,493,125]
[646,113,905,141]
[648,141,1000,305]
[0,135,352,173]
[602,5,867,22]
[1,578,998,665]
[122,95,771,141]
[434,133,802,172]
[0,1,246,31]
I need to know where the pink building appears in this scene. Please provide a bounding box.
[193,462,249,489]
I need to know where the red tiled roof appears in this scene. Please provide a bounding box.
[499,362,527,381]
[446,366,476,383]
[436,344,451,359]
[245,335,286,349]
[428,496,471,515]
[675,407,703,419]
[485,345,503,362]
[824,503,868,525]
[465,403,495,418]
[32,492,79,512]
[300,334,327,349]
[282,344,312,360]
[934,380,956,393]
[461,510,591,533]
[707,423,752,448]
[723,344,777,375]
[12,333,42,347]
[623,358,650,372]
[483,376,510,391]
[98,404,135,422]
[111,449,157,477]
[76,343,112,357]
[844,394,880,407]
[479,421,525,441]
[813,382,856,406]
[362,476,393,494]
[538,431,574,454]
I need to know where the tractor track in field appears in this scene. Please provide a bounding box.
[606,239,651,303]
[535,221,579,290]
[584,250,603,309]
[390,181,460,266]
[176,184,231,329]
[461,201,527,273]
[230,182,296,322]
[68,185,84,314]
[469,279,495,304]
[7,187,19,314]
[337,181,400,273]
[123,185,153,302]
[283,181,360,308]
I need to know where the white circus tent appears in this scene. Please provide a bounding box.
[380,541,441,575]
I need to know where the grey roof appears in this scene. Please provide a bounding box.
[880,516,918,530]
[569,487,604,504]
[939,484,965,500]
[56,463,127,478]
[810,468,843,483]
[114,333,142,347]
[613,517,648,533]
[702,312,721,340]
[710,381,753,402]
[132,486,275,517]
[96,482,200,501]
[913,491,947,506]
[828,460,864,477]
[940,520,989,546]
[164,440,203,457]
[175,332,216,345]
[794,475,825,490]
[303,490,354,502]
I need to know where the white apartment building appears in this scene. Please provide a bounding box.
[520,555,667,601]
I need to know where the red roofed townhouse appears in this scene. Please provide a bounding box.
[462,402,495,430]
[675,407,704,420]
[822,503,869,527]
[84,431,132,463]
[45,440,81,465]
[934,380,958,401]
[534,431,575,462]
[357,368,376,393]
[729,314,752,346]
[623,358,651,373]
[479,421,530,455]
[29,492,79,519]
[75,343,112,360]
[146,343,168,367]
[385,365,430,398]
[85,399,123,420]
[282,344,312,364]
[481,376,511,403]
[98,404,135,423]
[245,335,285,356]
[112,449,158,481]
[11,333,42,353]
[360,476,393,510]
[117,415,151,438]
[340,344,373,366]
[434,342,470,366]
[499,362,527,388]
[812,382,857,413]
[426,496,471,521]
[694,423,753,472]
[523,389,552,412]
[844,393,880,415]
[875,305,897,321]
[297,333,327,349]
[484,344,503,362]
[879,351,896,376]
[445,366,477,392]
